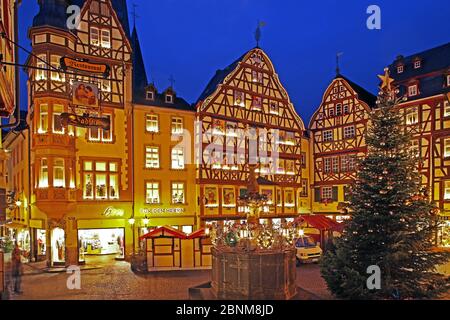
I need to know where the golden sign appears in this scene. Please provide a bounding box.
[60,57,110,78]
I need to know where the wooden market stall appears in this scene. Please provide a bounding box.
[295,215,345,249]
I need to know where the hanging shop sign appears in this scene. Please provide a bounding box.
[72,81,99,108]
[60,113,110,130]
[140,208,186,215]
[102,207,125,217]
[60,57,110,78]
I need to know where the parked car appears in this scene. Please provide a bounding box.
[295,236,322,265]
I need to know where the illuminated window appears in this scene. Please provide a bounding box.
[36,54,47,81]
[82,160,119,200]
[397,65,404,74]
[324,158,331,173]
[408,85,418,97]
[406,110,418,125]
[322,187,332,200]
[234,91,245,107]
[277,159,285,174]
[50,55,64,82]
[39,158,49,188]
[252,70,263,83]
[90,27,99,46]
[146,182,160,204]
[343,126,355,139]
[145,146,160,169]
[269,102,279,114]
[445,181,450,200]
[445,139,450,158]
[171,182,185,204]
[53,104,64,134]
[171,117,183,135]
[53,158,65,188]
[444,101,450,117]
[323,130,333,142]
[101,79,111,92]
[146,114,159,133]
[251,96,262,111]
[89,114,112,142]
[101,29,111,48]
[39,104,48,133]
[171,147,185,169]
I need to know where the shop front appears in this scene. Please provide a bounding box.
[78,228,125,263]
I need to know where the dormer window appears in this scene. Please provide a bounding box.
[408,84,418,97]
[146,91,154,101]
[397,65,404,74]
[165,94,173,103]
[414,60,421,69]
[446,74,450,87]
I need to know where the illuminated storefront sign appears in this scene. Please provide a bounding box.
[60,57,110,78]
[102,206,125,217]
[140,208,186,215]
[60,113,110,130]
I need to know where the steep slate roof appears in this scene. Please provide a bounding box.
[196,52,247,104]
[33,0,130,37]
[388,42,450,101]
[130,27,194,111]
[335,73,377,108]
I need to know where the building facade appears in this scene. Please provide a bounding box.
[196,48,311,226]
[387,43,450,247]
[309,75,375,221]
[27,0,134,266]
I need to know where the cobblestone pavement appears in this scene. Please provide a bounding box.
[8,256,332,300]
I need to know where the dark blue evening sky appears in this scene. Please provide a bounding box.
[19,0,450,123]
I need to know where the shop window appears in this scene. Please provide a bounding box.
[445,181,450,200]
[53,104,65,134]
[145,146,160,169]
[82,160,120,200]
[171,117,183,135]
[343,126,355,139]
[51,228,65,265]
[171,147,185,169]
[50,55,64,82]
[36,54,47,81]
[146,114,159,133]
[323,130,333,142]
[146,182,160,204]
[445,139,450,158]
[39,158,49,188]
[53,158,65,188]
[37,229,47,257]
[171,182,185,204]
[78,229,124,262]
[39,104,48,133]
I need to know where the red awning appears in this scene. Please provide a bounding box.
[295,215,344,232]
[139,226,187,240]
[186,228,208,239]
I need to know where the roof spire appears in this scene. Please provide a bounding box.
[254,20,266,48]
[131,3,139,28]
[336,52,344,76]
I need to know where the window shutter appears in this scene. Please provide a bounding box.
[332,186,339,202]
[314,188,321,203]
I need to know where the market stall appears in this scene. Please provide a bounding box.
[295,215,345,249]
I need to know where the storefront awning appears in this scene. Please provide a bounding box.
[295,215,345,232]
[139,226,187,240]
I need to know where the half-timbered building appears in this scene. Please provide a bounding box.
[309,74,376,221]
[196,48,311,226]
[388,42,450,247]
[26,0,134,266]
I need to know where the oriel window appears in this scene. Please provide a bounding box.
[53,158,65,188]
[53,104,65,134]
[39,104,48,133]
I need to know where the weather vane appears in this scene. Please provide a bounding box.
[255,20,266,48]
[336,52,344,75]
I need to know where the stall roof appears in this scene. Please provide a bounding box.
[186,228,207,239]
[295,215,344,232]
[139,226,187,240]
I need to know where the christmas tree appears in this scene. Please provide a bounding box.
[320,70,450,299]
